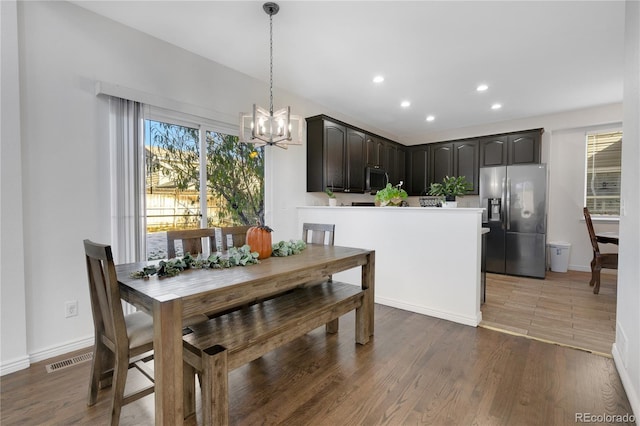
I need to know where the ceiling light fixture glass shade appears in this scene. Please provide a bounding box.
[239,2,303,149]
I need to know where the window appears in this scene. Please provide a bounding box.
[585,130,622,216]
[143,109,264,259]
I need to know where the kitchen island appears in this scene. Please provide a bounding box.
[298,206,485,326]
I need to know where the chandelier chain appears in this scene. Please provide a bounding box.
[269,12,274,115]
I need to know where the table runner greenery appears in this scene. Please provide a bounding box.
[130,240,307,279]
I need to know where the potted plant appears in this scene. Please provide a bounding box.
[325,188,337,206]
[374,182,408,206]
[428,176,472,207]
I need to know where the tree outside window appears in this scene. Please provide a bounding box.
[144,119,264,259]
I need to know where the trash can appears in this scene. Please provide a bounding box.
[548,241,571,272]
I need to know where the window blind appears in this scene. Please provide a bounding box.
[585,131,622,216]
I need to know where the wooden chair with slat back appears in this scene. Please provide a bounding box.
[214,225,251,251]
[583,208,618,294]
[166,228,216,258]
[302,222,335,246]
[301,223,338,332]
[84,240,155,426]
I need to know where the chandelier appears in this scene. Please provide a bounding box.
[239,2,303,148]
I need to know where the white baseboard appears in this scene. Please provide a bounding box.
[0,355,31,376]
[29,335,95,364]
[612,343,639,420]
[375,296,480,327]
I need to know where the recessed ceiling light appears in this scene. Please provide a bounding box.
[373,75,384,83]
[477,84,489,92]
[426,115,435,122]
[491,103,502,110]
[401,100,411,108]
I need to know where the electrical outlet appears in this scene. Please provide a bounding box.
[65,300,78,318]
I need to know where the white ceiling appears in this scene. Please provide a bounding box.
[72,1,626,144]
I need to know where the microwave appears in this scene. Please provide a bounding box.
[365,166,388,194]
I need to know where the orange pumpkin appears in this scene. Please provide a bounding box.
[246,225,273,259]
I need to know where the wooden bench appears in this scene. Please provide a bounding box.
[181,281,367,425]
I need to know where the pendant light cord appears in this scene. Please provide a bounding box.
[269,12,274,115]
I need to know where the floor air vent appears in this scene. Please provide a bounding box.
[45,352,93,373]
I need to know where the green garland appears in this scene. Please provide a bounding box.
[130,240,307,279]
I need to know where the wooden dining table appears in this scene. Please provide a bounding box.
[116,244,375,425]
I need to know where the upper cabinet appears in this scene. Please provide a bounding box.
[480,129,542,167]
[407,146,429,196]
[508,131,541,165]
[346,127,366,192]
[428,142,454,188]
[453,140,479,194]
[306,117,346,191]
[306,115,368,193]
[427,139,479,195]
[307,114,541,197]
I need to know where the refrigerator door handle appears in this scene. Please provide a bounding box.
[506,177,511,231]
[501,176,507,230]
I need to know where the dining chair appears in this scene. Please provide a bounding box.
[301,223,338,331]
[302,222,335,246]
[583,208,618,294]
[84,239,155,426]
[85,240,208,425]
[166,228,216,258]
[214,225,251,251]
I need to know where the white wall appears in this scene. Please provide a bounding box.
[612,0,640,417]
[0,0,29,375]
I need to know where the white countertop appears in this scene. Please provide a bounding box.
[299,205,484,213]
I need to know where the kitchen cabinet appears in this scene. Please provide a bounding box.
[379,140,406,186]
[306,115,366,193]
[396,146,407,187]
[365,135,378,166]
[408,146,428,196]
[426,139,478,194]
[346,128,366,192]
[453,140,479,194]
[307,113,539,196]
[479,129,542,166]
[508,131,541,165]
[428,142,454,188]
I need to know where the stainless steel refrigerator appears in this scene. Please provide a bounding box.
[480,164,547,278]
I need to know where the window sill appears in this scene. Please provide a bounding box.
[580,216,620,224]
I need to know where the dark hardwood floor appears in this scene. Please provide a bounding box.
[1,304,634,425]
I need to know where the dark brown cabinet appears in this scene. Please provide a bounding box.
[307,113,540,198]
[428,142,454,188]
[346,128,366,192]
[365,135,378,166]
[480,129,542,167]
[508,131,541,165]
[408,146,428,195]
[382,142,406,186]
[306,115,366,193]
[425,139,478,195]
[396,146,407,188]
[453,140,479,194]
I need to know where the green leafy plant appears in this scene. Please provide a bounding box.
[130,246,260,278]
[428,176,473,200]
[374,182,408,206]
[325,188,336,198]
[271,240,307,257]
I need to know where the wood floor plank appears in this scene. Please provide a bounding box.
[481,270,617,356]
